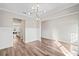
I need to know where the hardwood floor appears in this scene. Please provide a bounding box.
[0,38,76,56]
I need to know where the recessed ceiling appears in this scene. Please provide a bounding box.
[0,3,77,20]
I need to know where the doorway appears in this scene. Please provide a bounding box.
[13,18,25,41]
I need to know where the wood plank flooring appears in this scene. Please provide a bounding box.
[0,38,75,56]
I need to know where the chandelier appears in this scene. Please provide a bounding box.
[23,4,46,20]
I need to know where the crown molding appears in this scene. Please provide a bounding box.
[0,4,78,22]
[41,4,79,22]
[41,11,79,22]
[0,8,27,18]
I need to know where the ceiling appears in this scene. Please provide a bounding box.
[0,3,78,21]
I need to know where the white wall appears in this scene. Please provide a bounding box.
[25,20,41,42]
[0,10,26,49]
[0,27,13,49]
[0,11,13,49]
[0,9,41,49]
[41,14,79,55]
[41,14,78,43]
